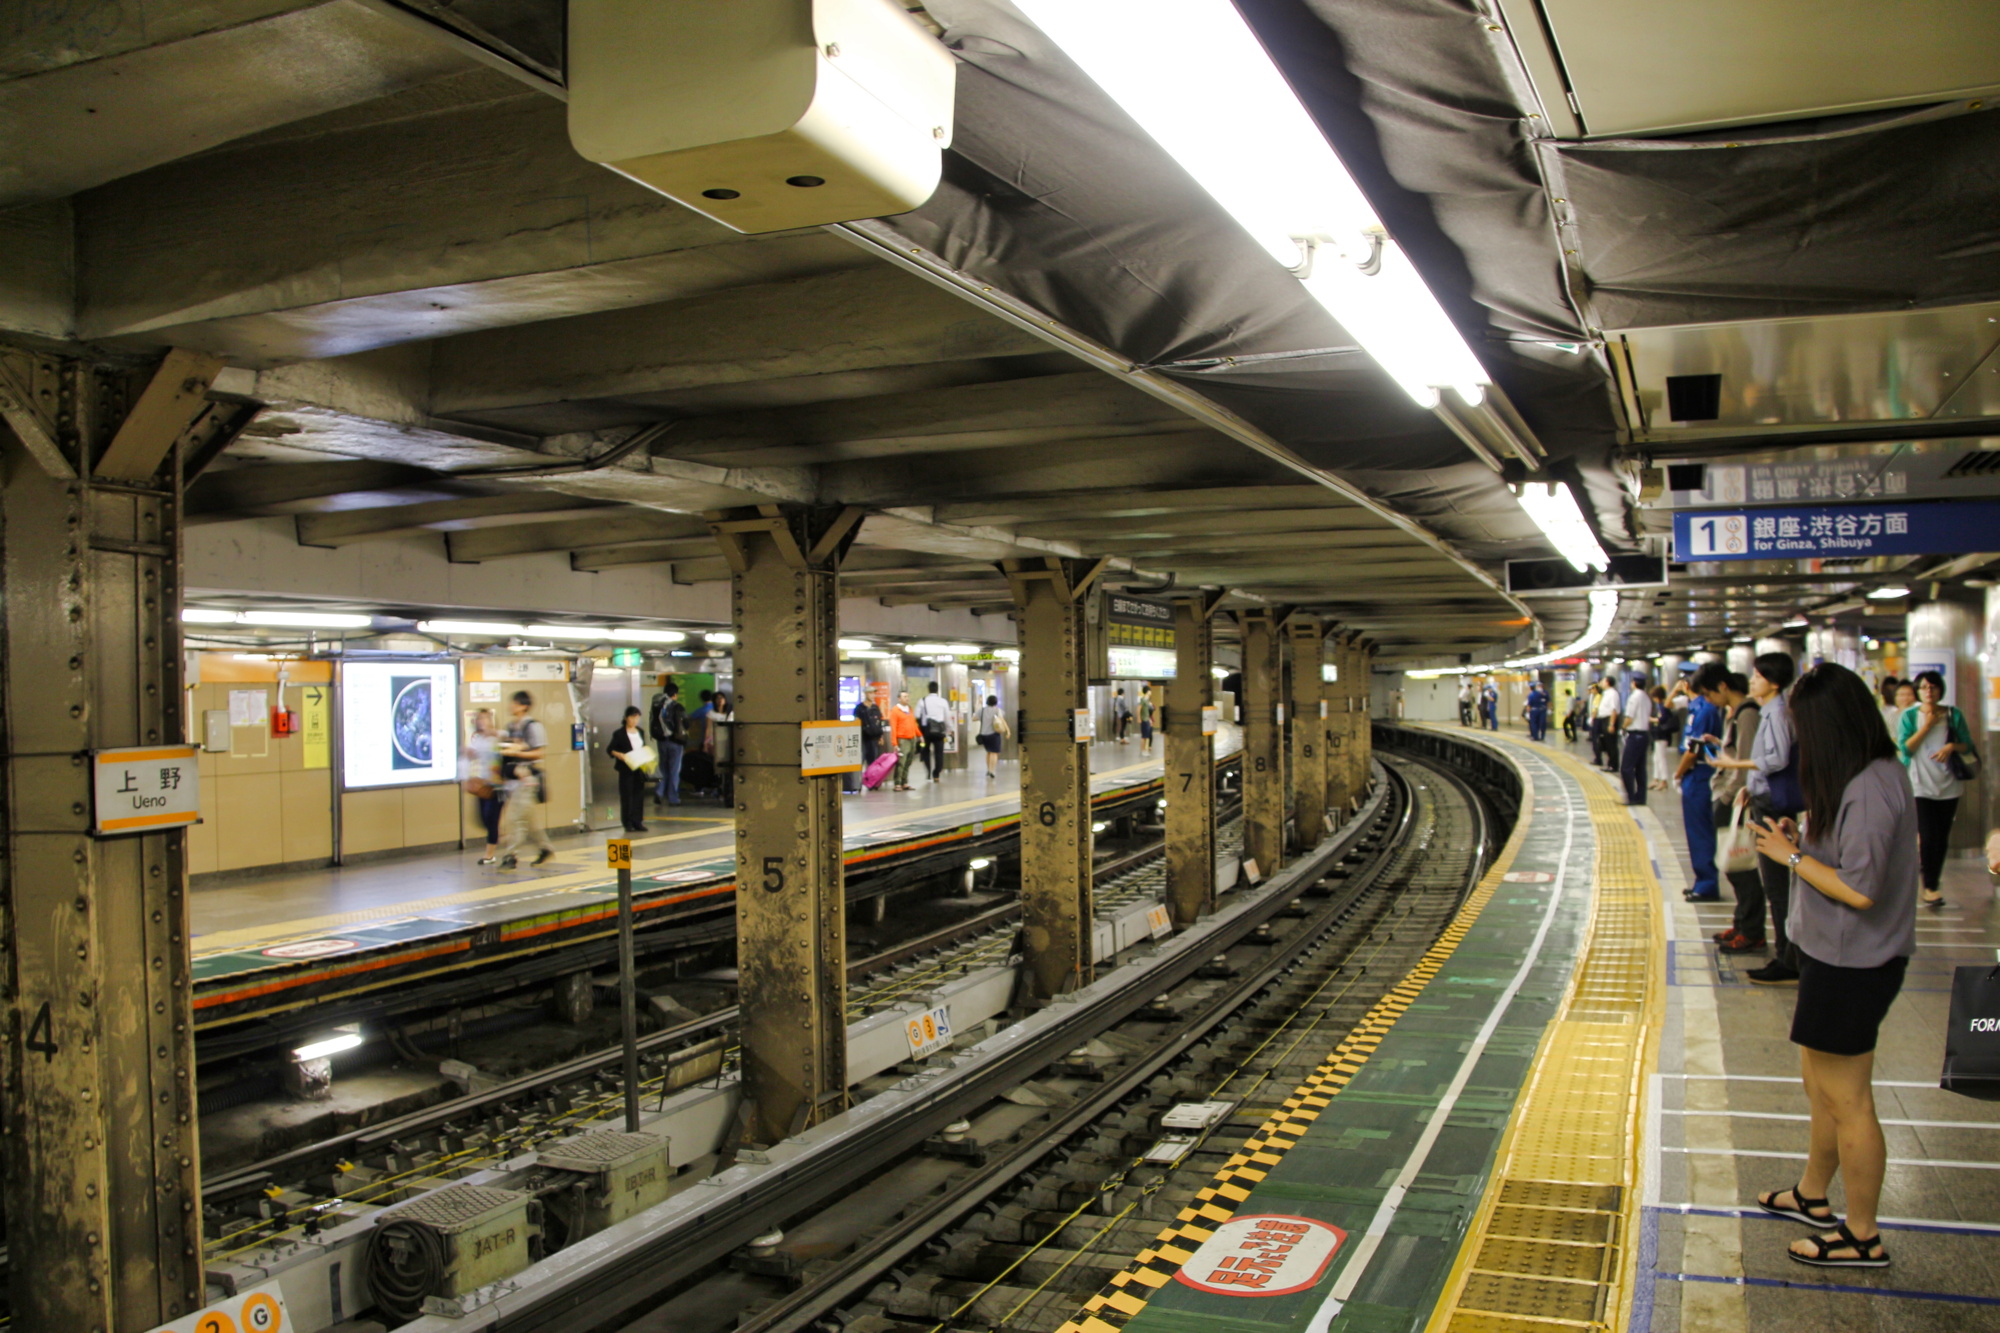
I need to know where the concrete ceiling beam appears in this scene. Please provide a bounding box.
[186,458,439,519]
[932,484,1355,527]
[294,492,613,547]
[1008,508,1400,541]
[0,2,471,210]
[567,539,724,571]
[447,510,712,562]
[427,266,1050,415]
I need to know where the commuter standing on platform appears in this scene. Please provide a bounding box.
[1479,677,1499,730]
[1593,678,1622,768]
[1619,673,1653,805]
[1673,663,1726,901]
[916,681,950,781]
[497,690,555,868]
[855,690,885,777]
[1896,670,1976,908]
[1525,679,1549,741]
[1705,672,1767,950]
[463,708,504,865]
[1877,676,1903,735]
[890,690,921,792]
[1139,682,1157,754]
[1883,679,1915,740]
[650,678,687,808]
[1749,662,1916,1271]
[1712,653,1801,983]
[607,705,652,833]
[1114,689,1133,742]
[1458,679,1475,727]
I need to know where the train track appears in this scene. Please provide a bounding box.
[624,749,1493,1333]
[173,744,1503,1333]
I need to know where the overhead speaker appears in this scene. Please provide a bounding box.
[568,0,956,234]
[1664,373,1723,422]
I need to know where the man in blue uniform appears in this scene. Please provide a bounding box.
[1673,662,1726,901]
[1479,678,1499,731]
[1525,679,1550,741]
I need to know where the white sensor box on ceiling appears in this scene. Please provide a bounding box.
[567,0,956,234]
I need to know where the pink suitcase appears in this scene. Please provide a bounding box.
[863,752,899,790]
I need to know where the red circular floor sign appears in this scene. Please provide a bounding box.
[1173,1213,1346,1296]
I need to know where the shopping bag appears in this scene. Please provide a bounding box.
[1941,964,2000,1101]
[1720,802,1759,875]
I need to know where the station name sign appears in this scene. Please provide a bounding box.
[93,745,200,836]
[1673,499,2000,562]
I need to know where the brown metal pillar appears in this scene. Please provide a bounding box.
[1321,626,1346,821]
[1353,640,1375,794]
[1001,557,1105,1000]
[1287,614,1325,850]
[1240,609,1286,878]
[709,504,863,1145]
[2,346,217,1330]
[1164,592,1221,927]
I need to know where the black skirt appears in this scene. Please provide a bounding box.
[1791,952,1908,1056]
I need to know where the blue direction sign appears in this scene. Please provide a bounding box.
[1673,499,2000,562]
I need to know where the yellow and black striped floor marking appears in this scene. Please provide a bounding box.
[1054,764,1536,1333]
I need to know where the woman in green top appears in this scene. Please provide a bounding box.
[1895,671,1976,907]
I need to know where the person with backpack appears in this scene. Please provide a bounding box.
[855,691,885,776]
[649,677,688,807]
[916,681,951,781]
[1896,669,1979,908]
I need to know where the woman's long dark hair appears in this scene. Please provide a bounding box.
[1790,662,1897,833]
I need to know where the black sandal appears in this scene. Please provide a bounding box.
[1789,1221,1888,1268]
[1757,1183,1834,1227]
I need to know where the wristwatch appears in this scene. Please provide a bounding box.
[1787,851,1804,868]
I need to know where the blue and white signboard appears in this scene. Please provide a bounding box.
[1674,500,2000,562]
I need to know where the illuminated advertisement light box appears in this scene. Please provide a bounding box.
[342,661,460,789]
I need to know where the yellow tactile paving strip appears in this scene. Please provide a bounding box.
[1053,767,1538,1333]
[1423,742,1664,1333]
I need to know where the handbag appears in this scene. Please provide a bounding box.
[1720,801,1759,875]
[1941,964,2000,1100]
[1765,749,1804,817]
[1946,707,1982,781]
[462,776,495,800]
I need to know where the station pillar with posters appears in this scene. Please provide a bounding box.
[1240,609,1287,878]
[1326,634,1360,814]
[1165,591,1222,927]
[1288,614,1326,851]
[1,344,226,1331]
[707,505,863,1145]
[1347,638,1375,800]
[1001,556,1105,1000]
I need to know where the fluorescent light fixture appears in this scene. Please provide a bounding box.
[525,623,612,640]
[1497,589,1620,671]
[994,647,1022,661]
[843,649,892,660]
[1015,0,1488,408]
[968,857,993,871]
[1091,821,1108,834]
[418,619,526,637]
[607,627,686,643]
[837,638,874,651]
[239,610,373,629]
[1783,618,1809,628]
[1866,586,1910,600]
[1514,482,1607,572]
[701,631,736,645]
[181,608,238,624]
[293,1031,362,1061]
[906,642,983,655]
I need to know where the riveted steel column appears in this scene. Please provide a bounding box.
[1001,557,1103,1000]
[1353,641,1375,796]
[709,505,861,1145]
[1325,634,1355,816]
[1287,615,1325,850]
[1,350,204,1331]
[1164,593,1220,927]
[1240,610,1285,877]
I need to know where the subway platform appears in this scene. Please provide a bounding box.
[188,731,1236,1032]
[1056,724,2000,1333]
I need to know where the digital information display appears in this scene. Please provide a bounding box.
[341,661,460,789]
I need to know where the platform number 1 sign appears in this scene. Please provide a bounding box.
[1682,513,1747,558]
